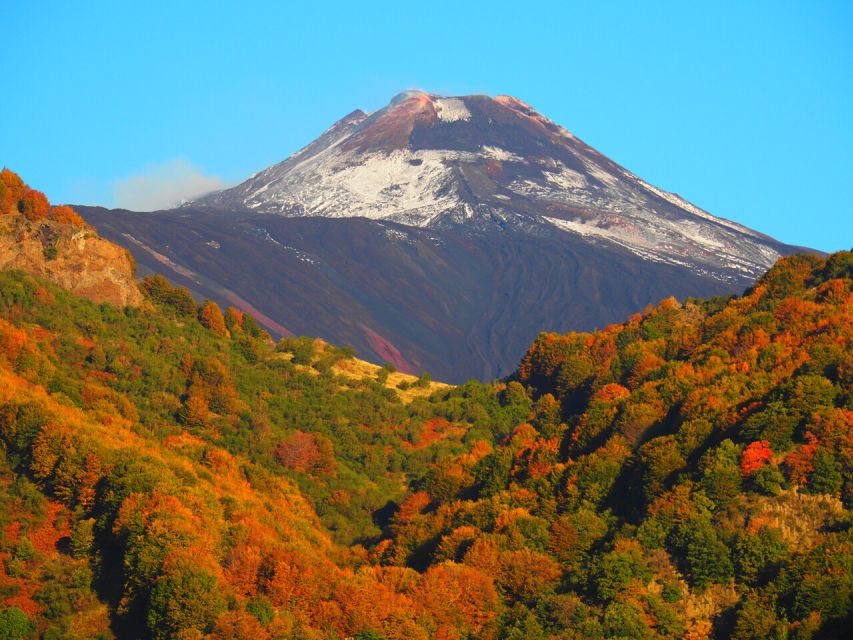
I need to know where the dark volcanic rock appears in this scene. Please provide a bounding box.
[83,206,739,382]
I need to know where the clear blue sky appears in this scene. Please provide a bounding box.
[2,1,851,251]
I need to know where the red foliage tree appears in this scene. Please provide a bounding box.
[224,307,244,333]
[275,431,335,475]
[224,543,263,596]
[740,440,773,476]
[783,432,819,485]
[497,548,562,601]
[394,491,431,525]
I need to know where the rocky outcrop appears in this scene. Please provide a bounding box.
[0,215,143,307]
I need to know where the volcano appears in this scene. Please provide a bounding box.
[80,92,808,381]
[194,90,791,282]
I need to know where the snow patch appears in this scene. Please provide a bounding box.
[544,165,587,190]
[434,98,471,123]
[481,146,523,162]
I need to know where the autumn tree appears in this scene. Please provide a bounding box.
[224,306,244,333]
[48,204,85,226]
[17,188,50,220]
[275,431,336,475]
[740,441,773,477]
[199,299,228,336]
[548,508,607,581]
[0,167,25,213]
[415,563,501,636]
[497,548,562,601]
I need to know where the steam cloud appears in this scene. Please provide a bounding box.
[113,158,228,211]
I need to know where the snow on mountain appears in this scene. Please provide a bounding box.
[192,91,796,283]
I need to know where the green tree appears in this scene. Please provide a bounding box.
[734,526,786,585]
[672,519,734,589]
[147,563,225,639]
[0,607,32,640]
[731,592,785,640]
[699,440,742,509]
[805,448,842,496]
[592,542,651,600]
[70,517,96,560]
[602,602,649,640]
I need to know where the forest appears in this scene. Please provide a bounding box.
[0,169,850,639]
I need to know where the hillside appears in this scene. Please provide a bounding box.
[0,172,849,639]
[0,264,536,639]
[78,92,810,382]
[376,249,853,639]
[81,207,746,381]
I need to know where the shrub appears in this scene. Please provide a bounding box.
[141,275,197,316]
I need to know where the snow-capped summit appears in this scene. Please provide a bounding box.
[192,92,797,282]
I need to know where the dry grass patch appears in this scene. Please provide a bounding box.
[331,357,449,402]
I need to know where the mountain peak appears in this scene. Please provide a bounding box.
[192,91,797,283]
[389,88,432,105]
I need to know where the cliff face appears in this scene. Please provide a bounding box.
[0,215,142,306]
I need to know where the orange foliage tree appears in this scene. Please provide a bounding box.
[48,204,86,226]
[199,300,228,336]
[0,167,26,213]
[18,188,50,220]
[415,563,501,637]
[783,432,819,485]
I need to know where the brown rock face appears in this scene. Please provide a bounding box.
[0,216,143,307]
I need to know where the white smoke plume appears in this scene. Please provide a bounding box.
[113,158,227,211]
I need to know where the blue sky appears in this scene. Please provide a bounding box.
[1,0,851,251]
